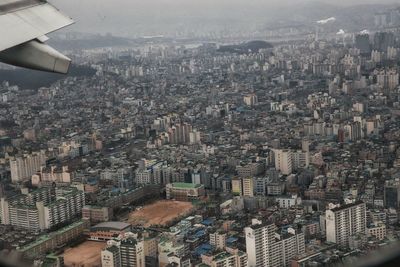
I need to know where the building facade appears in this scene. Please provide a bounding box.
[10,151,46,183]
[101,234,145,267]
[166,183,205,201]
[245,221,305,267]
[273,149,293,175]
[1,186,85,231]
[326,201,367,247]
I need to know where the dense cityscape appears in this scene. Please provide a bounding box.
[1,2,400,267]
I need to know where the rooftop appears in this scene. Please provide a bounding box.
[171,183,201,189]
[214,252,234,261]
[92,221,131,231]
[121,237,137,246]
[330,200,365,212]
[18,220,86,252]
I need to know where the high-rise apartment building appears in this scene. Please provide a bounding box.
[101,235,145,267]
[152,163,166,185]
[292,151,310,170]
[232,178,242,196]
[189,130,201,144]
[273,149,293,175]
[142,232,158,266]
[355,34,371,55]
[242,177,254,197]
[245,221,305,267]
[384,179,400,209]
[10,150,46,183]
[31,165,71,185]
[102,245,121,267]
[376,69,399,91]
[120,237,145,267]
[254,177,266,196]
[374,32,395,52]
[0,186,84,231]
[167,123,193,145]
[231,177,254,197]
[135,169,152,185]
[326,201,367,247]
[344,121,362,141]
[243,94,258,106]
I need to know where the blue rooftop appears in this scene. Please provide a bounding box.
[226,237,238,244]
[195,230,206,238]
[194,243,212,257]
[201,218,214,226]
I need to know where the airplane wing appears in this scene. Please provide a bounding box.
[0,0,74,74]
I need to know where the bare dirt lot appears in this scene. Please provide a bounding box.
[64,241,106,267]
[128,200,194,227]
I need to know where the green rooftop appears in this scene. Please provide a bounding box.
[18,220,86,252]
[18,234,51,252]
[55,220,86,235]
[172,183,201,189]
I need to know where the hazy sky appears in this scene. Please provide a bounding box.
[50,0,398,37]
[51,0,397,7]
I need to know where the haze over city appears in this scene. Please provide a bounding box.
[51,0,400,36]
[1,0,400,267]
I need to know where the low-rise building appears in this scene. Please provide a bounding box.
[17,220,89,258]
[200,249,248,267]
[82,205,113,223]
[166,183,205,201]
[87,221,131,241]
[367,221,386,240]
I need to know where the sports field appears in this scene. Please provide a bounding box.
[128,200,194,227]
[64,241,106,267]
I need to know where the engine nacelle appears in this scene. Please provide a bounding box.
[0,39,71,74]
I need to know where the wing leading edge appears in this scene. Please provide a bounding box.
[0,0,74,74]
